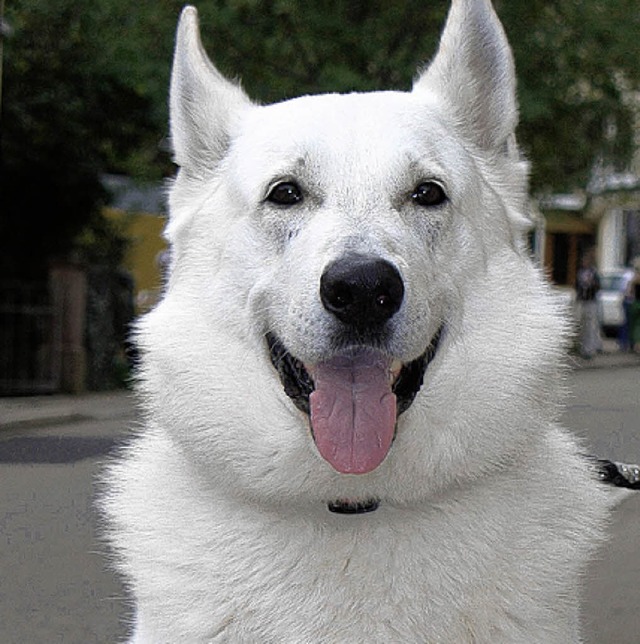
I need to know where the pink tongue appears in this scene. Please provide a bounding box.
[309,351,396,474]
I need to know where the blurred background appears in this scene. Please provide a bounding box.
[1,0,639,394]
[0,3,639,643]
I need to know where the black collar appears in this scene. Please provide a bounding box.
[327,499,380,514]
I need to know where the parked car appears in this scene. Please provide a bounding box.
[598,269,631,336]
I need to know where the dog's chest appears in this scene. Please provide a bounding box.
[140,501,560,643]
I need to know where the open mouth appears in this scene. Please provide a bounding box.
[266,326,443,476]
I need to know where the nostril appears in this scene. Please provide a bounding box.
[328,283,353,310]
[320,255,404,327]
[375,292,397,315]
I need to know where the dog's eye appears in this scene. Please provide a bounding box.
[411,181,447,207]
[266,181,303,206]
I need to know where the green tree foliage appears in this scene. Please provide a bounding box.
[1,0,161,278]
[196,1,448,100]
[499,0,640,191]
[2,0,638,279]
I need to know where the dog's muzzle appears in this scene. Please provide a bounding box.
[267,253,442,478]
[267,329,441,516]
[266,326,443,472]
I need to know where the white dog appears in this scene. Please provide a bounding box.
[104,1,615,641]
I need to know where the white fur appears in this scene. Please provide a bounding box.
[103,1,614,641]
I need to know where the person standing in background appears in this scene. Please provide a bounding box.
[575,249,602,359]
[619,263,636,351]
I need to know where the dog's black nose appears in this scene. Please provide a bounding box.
[320,255,404,327]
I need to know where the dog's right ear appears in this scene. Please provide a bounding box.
[170,6,252,171]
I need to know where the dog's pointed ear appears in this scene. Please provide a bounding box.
[170,6,252,171]
[413,0,517,151]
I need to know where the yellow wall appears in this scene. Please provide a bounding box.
[104,208,168,312]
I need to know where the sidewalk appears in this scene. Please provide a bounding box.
[570,338,640,370]
[0,389,137,432]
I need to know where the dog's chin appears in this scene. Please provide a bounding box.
[266,326,443,418]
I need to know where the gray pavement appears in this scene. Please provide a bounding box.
[0,390,137,434]
[0,348,639,643]
[569,344,640,371]
[1,391,138,643]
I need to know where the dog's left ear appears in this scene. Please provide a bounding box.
[413,0,517,151]
[170,6,253,172]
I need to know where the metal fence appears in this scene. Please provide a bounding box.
[0,281,60,395]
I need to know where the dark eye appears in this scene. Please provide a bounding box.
[411,181,447,207]
[266,181,303,206]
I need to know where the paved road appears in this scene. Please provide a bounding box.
[562,366,640,643]
[0,367,639,643]
[0,417,133,643]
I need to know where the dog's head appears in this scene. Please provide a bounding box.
[143,1,563,507]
